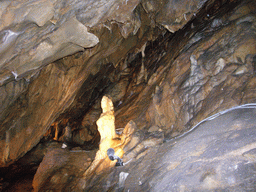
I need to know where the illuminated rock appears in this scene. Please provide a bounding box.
[82,95,135,184]
[96,95,116,140]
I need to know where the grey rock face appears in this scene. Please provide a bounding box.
[149,105,256,191]
[0,0,212,166]
[93,105,256,191]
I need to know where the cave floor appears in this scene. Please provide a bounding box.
[88,104,256,191]
[3,104,256,191]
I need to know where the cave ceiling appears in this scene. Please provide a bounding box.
[0,0,255,175]
[0,0,221,166]
[1,0,256,191]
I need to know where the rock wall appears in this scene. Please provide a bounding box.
[1,0,256,191]
[0,0,216,166]
[146,0,256,137]
[0,0,149,166]
[78,0,256,191]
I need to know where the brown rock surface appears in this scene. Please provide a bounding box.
[0,0,256,191]
[144,0,256,137]
[91,105,256,191]
[0,0,157,166]
[0,0,245,167]
[32,96,136,191]
[149,105,256,191]
[32,148,94,192]
[80,0,256,190]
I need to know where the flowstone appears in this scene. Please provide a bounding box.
[81,95,135,188]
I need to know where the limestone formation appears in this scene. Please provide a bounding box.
[0,0,222,167]
[50,17,99,49]
[52,122,59,141]
[119,172,129,188]
[148,105,256,192]
[213,58,226,75]
[32,147,94,192]
[82,96,135,185]
[96,96,116,140]
[61,123,72,147]
[1,0,256,191]
[0,30,21,58]
[25,1,55,27]
[154,0,208,32]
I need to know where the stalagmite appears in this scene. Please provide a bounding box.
[3,130,10,163]
[81,95,135,187]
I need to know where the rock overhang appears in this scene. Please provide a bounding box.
[0,0,215,166]
[0,1,255,190]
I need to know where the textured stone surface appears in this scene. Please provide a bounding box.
[32,148,94,192]
[0,0,156,166]
[74,1,256,190]
[0,0,239,166]
[149,105,256,191]
[0,141,62,192]
[154,0,208,33]
[143,0,256,137]
[96,105,256,191]
[32,96,136,191]
[0,0,256,191]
